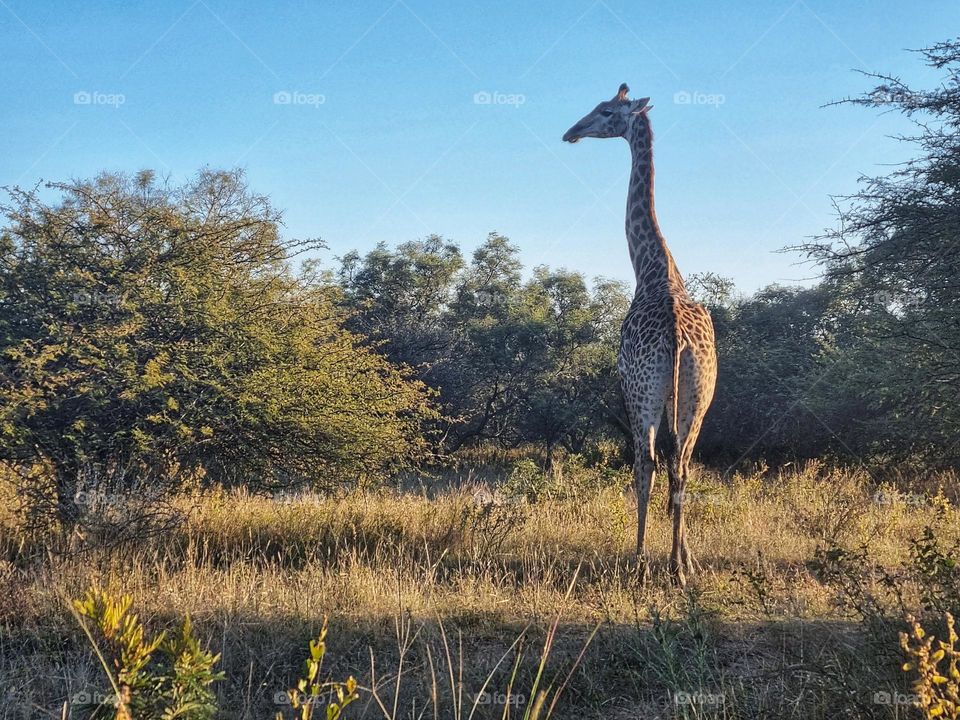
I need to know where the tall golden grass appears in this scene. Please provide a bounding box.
[2,459,958,718]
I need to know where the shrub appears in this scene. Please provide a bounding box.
[274,620,359,720]
[497,455,628,504]
[0,171,435,527]
[901,613,960,719]
[71,588,222,719]
[498,459,551,502]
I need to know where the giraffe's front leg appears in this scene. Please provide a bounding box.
[630,419,659,585]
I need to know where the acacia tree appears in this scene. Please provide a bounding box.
[799,40,960,464]
[0,170,434,525]
[695,283,844,461]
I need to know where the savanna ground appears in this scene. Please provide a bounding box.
[4,455,959,719]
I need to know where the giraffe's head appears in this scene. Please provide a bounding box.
[562,83,650,143]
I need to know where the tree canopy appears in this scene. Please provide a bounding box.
[0,170,434,523]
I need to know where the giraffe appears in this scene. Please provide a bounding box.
[563,83,717,586]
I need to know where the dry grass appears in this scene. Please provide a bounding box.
[1,460,958,719]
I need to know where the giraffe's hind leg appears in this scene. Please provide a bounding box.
[665,441,696,578]
[666,346,716,585]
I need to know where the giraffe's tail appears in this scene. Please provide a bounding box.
[671,318,684,438]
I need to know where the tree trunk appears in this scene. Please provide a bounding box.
[54,466,81,529]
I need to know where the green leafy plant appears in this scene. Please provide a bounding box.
[275,619,358,720]
[0,171,435,529]
[911,523,960,616]
[498,459,550,503]
[71,587,223,719]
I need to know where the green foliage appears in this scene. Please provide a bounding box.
[695,283,844,461]
[0,171,434,524]
[498,459,551,502]
[72,587,222,719]
[159,615,224,719]
[72,590,361,720]
[275,619,359,720]
[911,523,960,617]
[339,233,628,458]
[798,39,960,466]
[497,455,628,504]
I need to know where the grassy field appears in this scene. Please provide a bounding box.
[3,459,959,719]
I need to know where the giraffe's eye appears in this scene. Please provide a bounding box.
[600,109,614,117]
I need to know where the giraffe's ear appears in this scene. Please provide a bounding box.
[629,97,650,114]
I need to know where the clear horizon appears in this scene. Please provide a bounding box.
[2,0,956,293]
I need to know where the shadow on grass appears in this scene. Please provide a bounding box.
[2,607,916,720]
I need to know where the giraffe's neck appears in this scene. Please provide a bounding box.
[624,114,686,299]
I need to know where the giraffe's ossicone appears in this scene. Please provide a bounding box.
[563,83,718,587]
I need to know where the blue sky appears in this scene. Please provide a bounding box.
[1,1,956,292]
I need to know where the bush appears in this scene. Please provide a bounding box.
[497,455,628,504]
[71,588,222,719]
[901,613,960,720]
[0,171,435,526]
